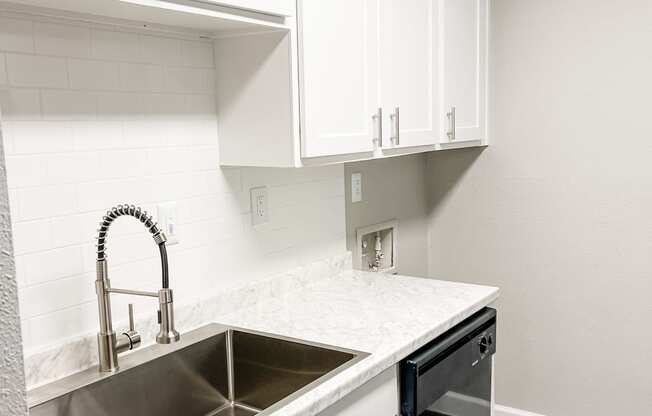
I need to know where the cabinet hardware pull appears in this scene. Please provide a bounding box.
[372,107,383,148]
[447,106,456,141]
[390,107,400,146]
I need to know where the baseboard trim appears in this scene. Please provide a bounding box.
[495,404,547,416]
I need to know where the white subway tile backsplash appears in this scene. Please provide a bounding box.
[5,121,74,154]
[5,155,47,188]
[190,170,224,197]
[143,93,186,118]
[6,54,67,88]
[34,22,91,58]
[184,94,216,119]
[42,90,97,121]
[104,233,159,266]
[178,218,228,248]
[214,191,248,217]
[187,146,219,171]
[7,17,345,354]
[50,214,87,248]
[164,66,209,93]
[183,119,219,146]
[0,89,41,121]
[76,178,152,212]
[71,121,123,150]
[68,58,120,90]
[181,40,214,68]
[22,247,85,287]
[123,119,167,148]
[12,219,52,255]
[98,149,147,179]
[46,152,101,184]
[140,35,182,66]
[147,147,192,175]
[19,272,94,318]
[97,92,144,120]
[91,29,140,62]
[26,301,97,350]
[145,172,193,201]
[16,184,78,221]
[177,195,220,224]
[0,18,34,53]
[119,62,164,92]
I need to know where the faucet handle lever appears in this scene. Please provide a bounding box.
[125,303,141,350]
[115,303,141,354]
[128,303,135,332]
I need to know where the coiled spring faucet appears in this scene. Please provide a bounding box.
[95,204,180,372]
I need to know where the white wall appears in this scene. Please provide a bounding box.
[0,103,27,416]
[345,154,429,277]
[426,1,652,414]
[0,13,345,355]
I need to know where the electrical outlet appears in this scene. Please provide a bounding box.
[250,186,269,226]
[351,173,362,203]
[157,202,179,245]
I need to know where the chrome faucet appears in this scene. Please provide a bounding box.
[95,204,180,372]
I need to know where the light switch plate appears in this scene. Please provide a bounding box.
[157,202,179,245]
[351,173,362,203]
[250,186,269,226]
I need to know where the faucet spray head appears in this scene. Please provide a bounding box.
[156,288,180,344]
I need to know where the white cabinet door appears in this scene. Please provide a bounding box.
[298,0,379,158]
[380,0,439,149]
[439,0,488,144]
[317,366,398,416]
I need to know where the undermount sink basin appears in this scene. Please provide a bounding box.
[29,324,368,416]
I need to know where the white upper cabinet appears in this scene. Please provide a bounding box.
[298,0,379,158]
[380,0,439,150]
[215,0,490,166]
[439,0,488,145]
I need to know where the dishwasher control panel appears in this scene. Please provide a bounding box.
[473,325,496,366]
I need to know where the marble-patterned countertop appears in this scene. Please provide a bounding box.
[25,253,498,415]
[217,270,499,416]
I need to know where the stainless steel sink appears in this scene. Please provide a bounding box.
[29,324,368,416]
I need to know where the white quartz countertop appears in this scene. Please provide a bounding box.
[217,270,499,416]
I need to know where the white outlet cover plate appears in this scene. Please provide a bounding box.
[351,172,362,203]
[250,186,269,226]
[157,202,179,245]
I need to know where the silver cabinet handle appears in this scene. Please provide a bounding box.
[447,106,456,141]
[372,107,383,148]
[390,107,400,146]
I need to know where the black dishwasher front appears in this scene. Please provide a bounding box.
[400,308,496,416]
